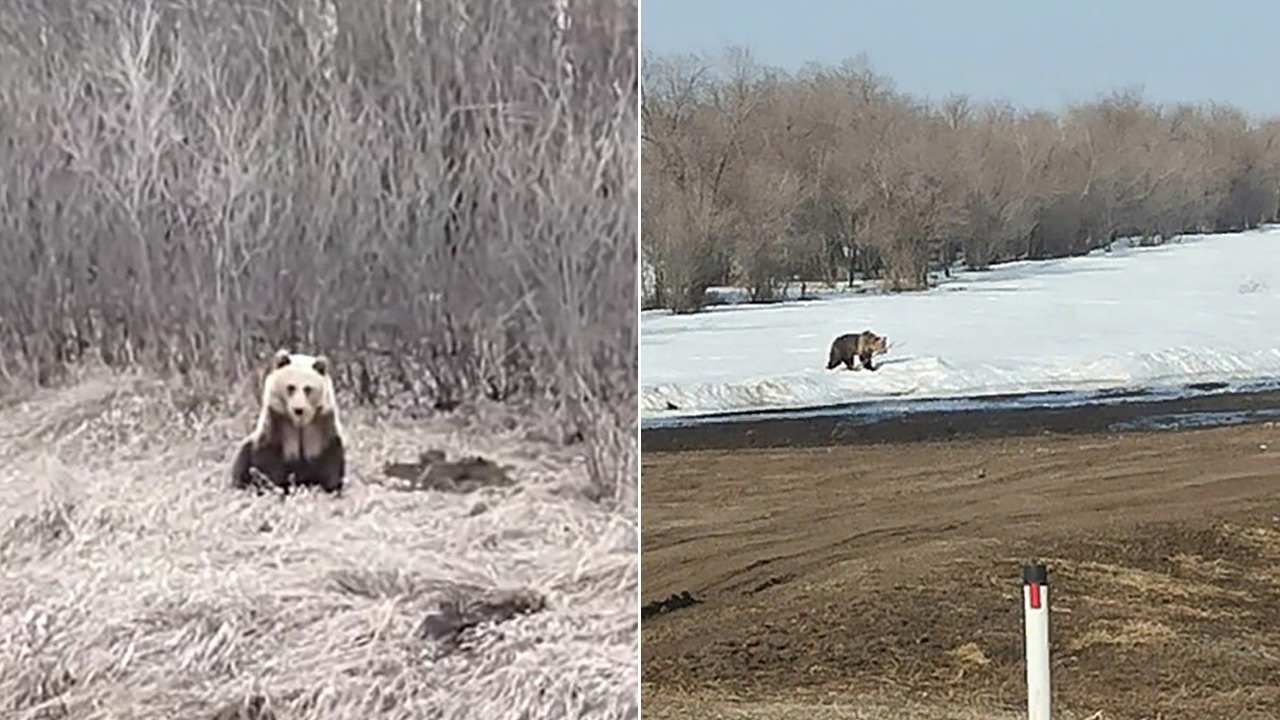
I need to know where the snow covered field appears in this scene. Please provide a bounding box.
[641,228,1280,421]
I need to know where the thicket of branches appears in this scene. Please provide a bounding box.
[0,0,637,501]
[643,49,1280,311]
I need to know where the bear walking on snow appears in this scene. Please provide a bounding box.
[232,349,346,494]
[827,331,889,372]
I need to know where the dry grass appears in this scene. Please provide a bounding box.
[1229,525,1280,561]
[948,642,991,669]
[0,373,638,719]
[1048,557,1247,605]
[640,687,1081,720]
[1067,620,1177,652]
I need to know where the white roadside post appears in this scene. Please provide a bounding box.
[1023,564,1051,720]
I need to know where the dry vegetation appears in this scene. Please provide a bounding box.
[1,374,638,719]
[0,0,638,717]
[0,0,637,500]
[643,48,1280,310]
[641,692,1033,720]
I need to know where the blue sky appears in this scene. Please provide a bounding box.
[641,0,1279,118]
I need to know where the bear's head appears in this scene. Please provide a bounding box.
[866,333,888,356]
[262,349,336,427]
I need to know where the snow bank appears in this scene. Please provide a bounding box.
[641,229,1280,419]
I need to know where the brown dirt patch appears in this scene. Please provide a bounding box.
[642,423,1280,720]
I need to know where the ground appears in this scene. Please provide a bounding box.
[641,422,1280,720]
[0,369,637,719]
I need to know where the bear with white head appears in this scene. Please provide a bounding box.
[231,349,346,494]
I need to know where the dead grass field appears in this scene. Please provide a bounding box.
[1,370,638,719]
[641,423,1280,720]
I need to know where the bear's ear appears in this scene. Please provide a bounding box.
[312,355,330,376]
[272,349,293,369]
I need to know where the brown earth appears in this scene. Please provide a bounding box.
[641,423,1280,720]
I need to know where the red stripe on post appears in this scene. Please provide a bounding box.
[1028,582,1042,609]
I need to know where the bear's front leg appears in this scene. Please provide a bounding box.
[311,438,346,494]
[232,439,289,493]
[231,439,258,489]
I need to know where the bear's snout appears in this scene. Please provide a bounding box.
[285,403,313,424]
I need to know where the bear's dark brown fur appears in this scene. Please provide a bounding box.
[826,331,889,371]
[231,349,345,494]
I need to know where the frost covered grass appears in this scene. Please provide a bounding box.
[0,372,637,719]
[641,229,1280,418]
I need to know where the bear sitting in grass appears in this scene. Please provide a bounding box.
[231,349,346,494]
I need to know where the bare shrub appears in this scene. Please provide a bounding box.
[643,51,1280,310]
[0,0,637,503]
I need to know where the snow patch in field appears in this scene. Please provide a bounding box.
[641,229,1280,419]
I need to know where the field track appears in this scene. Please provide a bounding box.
[642,421,1280,720]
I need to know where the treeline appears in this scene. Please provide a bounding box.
[0,0,637,502]
[642,49,1280,311]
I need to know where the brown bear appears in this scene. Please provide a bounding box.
[826,331,889,371]
[231,349,346,494]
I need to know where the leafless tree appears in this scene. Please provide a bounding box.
[642,51,1280,311]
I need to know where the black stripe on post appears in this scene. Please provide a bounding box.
[1023,564,1049,585]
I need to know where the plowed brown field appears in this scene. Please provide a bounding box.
[642,422,1280,720]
